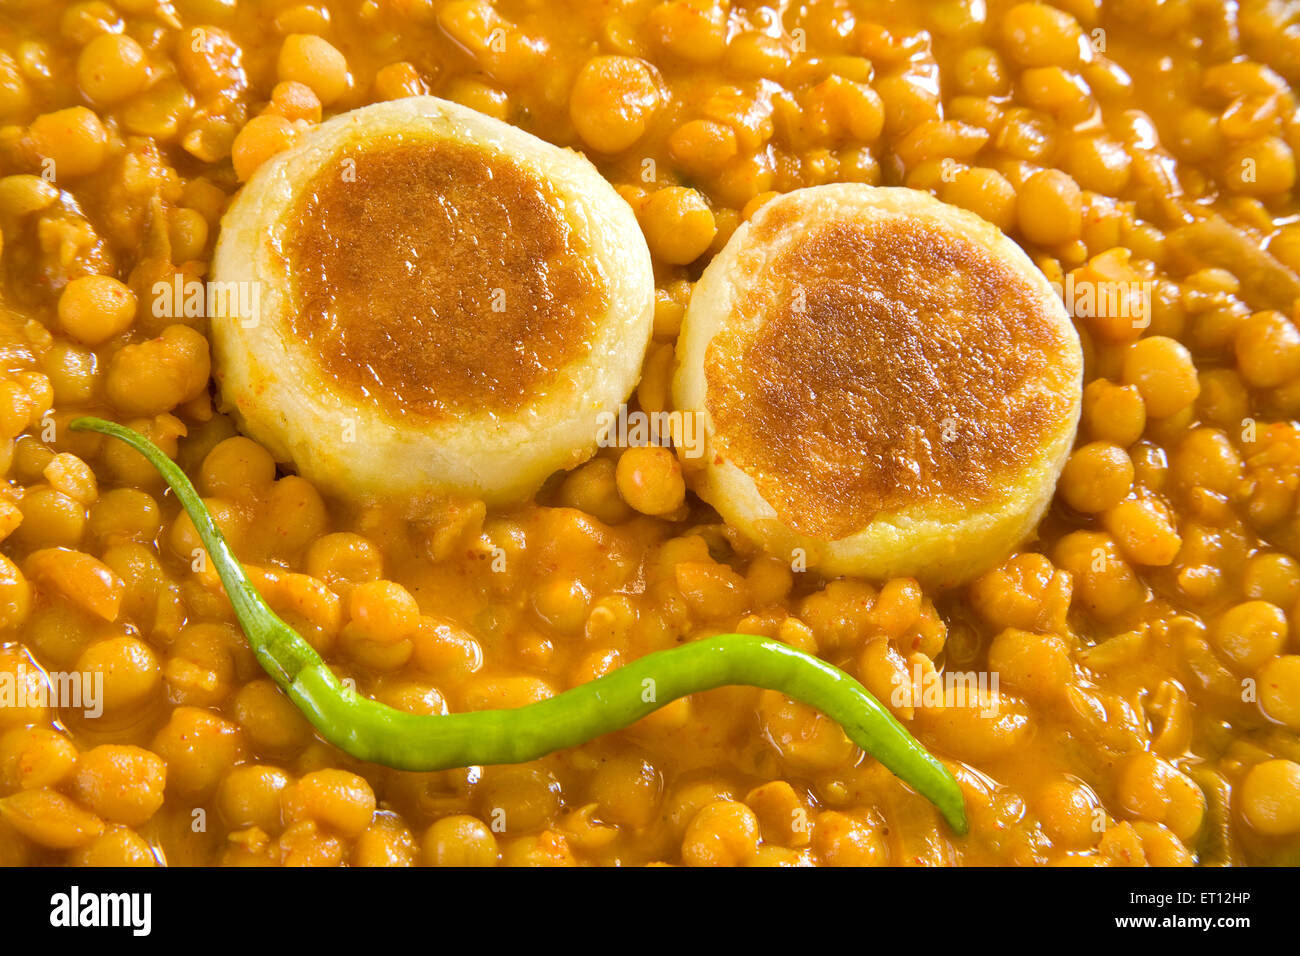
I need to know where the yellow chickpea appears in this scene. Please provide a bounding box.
[1001,2,1082,68]
[217,764,291,833]
[28,107,108,178]
[266,80,323,123]
[1103,496,1182,567]
[43,453,98,506]
[348,579,417,639]
[1117,752,1205,843]
[0,788,104,849]
[0,48,32,121]
[1242,553,1300,607]
[797,577,877,651]
[168,494,246,564]
[1170,427,1242,494]
[0,650,50,729]
[758,690,856,771]
[57,274,137,345]
[742,781,808,848]
[70,825,158,866]
[590,754,663,829]
[674,560,749,623]
[354,813,418,866]
[0,554,33,632]
[1235,310,1300,388]
[73,745,166,826]
[41,341,96,407]
[423,815,499,866]
[74,635,161,714]
[811,810,888,866]
[1210,601,1287,674]
[953,46,1009,96]
[1035,777,1100,848]
[647,0,727,63]
[556,458,634,525]
[746,554,793,606]
[1239,759,1300,836]
[499,830,578,866]
[639,186,716,264]
[724,30,789,78]
[1258,655,1300,730]
[264,475,327,556]
[277,34,349,105]
[1081,379,1146,446]
[1066,133,1132,195]
[1224,136,1296,196]
[199,436,277,500]
[277,819,344,867]
[987,628,1072,704]
[76,32,148,105]
[1018,168,1083,246]
[569,55,659,153]
[664,776,738,838]
[473,764,561,834]
[1132,821,1194,866]
[919,685,1033,762]
[939,165,1017,231]
[668,118,738,176]
[231,113,298,182]
[1058,442,1134,513]
[858,637,914,718]
[104,324,211,417]
[372,62,427,102]
[340,579,418,669]
[177,25,244,96]
[443,77,509,120]
[281,768,376,839]
[412,617,483,681]
[615,445,685,516]
[25,548,124,623]
[0,727,77,791]
[1122,336,1200,418]
[747,845,810,867]
[681,800,760,866]
[1052,531,1145,619]
[149,706,246,798]
[14,486,86,550]
[304,532,383,594]
[168,206,209,262]
[231,678,314,755]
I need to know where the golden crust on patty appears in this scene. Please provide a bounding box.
[211,96,654,506]
[288,139,610,421]
[674,184,1083,586]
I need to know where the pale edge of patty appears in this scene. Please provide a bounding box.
[210,96,654,507]
[674,184,1084,587]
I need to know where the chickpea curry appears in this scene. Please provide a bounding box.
[1,0,1300,868]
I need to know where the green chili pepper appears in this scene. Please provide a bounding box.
[70,415,969,835]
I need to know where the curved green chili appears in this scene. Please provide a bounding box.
[70,415,968,834]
